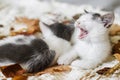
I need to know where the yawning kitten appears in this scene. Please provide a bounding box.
[0,11,114,74]
[57,12,114,69]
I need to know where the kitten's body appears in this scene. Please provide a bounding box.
[58,12,114,69]
[40,22,74,64]
[41,12,114,69]
[0,12,113,73]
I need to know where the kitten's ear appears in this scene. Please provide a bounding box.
[101,13,114,28]
[84,10,89,13]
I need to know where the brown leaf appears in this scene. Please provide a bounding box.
[114,53,120,61]
[112,41,120,55]
[105,62,120,77]
[0,64,26,78]
[36,65,71,76]
[12,75,28,80]
[112,41,120,61]
[0,36,6,39]
[110,24,120,36]
[96,67,111,75]
[10,17,40,36]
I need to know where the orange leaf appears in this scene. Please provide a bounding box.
[0,64,26,78]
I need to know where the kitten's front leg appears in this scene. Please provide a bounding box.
[57,50,78,65]
[71,59,99,69]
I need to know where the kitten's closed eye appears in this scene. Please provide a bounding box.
[93,13,101,17]
[92,13,101,20]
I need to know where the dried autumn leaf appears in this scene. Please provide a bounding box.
[97,63,120,77]
[96,67,111,75]
[36,65,71,76]
[10,17,40,36]
[12,75,28,80]
[110,24,120,36]
[0,64,26,78]
[105,62,120,77]
[0,35,6,39]
[114,53,120,61]
[112,40,120,61]
[112,40,120,54]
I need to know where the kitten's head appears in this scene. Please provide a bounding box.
[74,10,114,39]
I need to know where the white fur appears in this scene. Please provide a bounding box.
[0,60,15,66]
[40,22,71,64]
[58,13,112,69]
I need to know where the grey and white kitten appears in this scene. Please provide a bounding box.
[0,11,114,74]
[41,11,114,69]
[0,35,55,73]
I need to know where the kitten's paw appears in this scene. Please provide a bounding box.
[71,60,96,69]
[57,55,73,65]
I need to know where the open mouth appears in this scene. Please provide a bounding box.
[79,28,88,39]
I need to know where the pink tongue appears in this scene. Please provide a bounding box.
[79,29,87,39]
[79,32,86,39]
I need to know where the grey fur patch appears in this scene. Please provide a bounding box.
[16,38,25,42]
[0,38,55,73]
[26,50,55,73]
[44,22,74,41]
